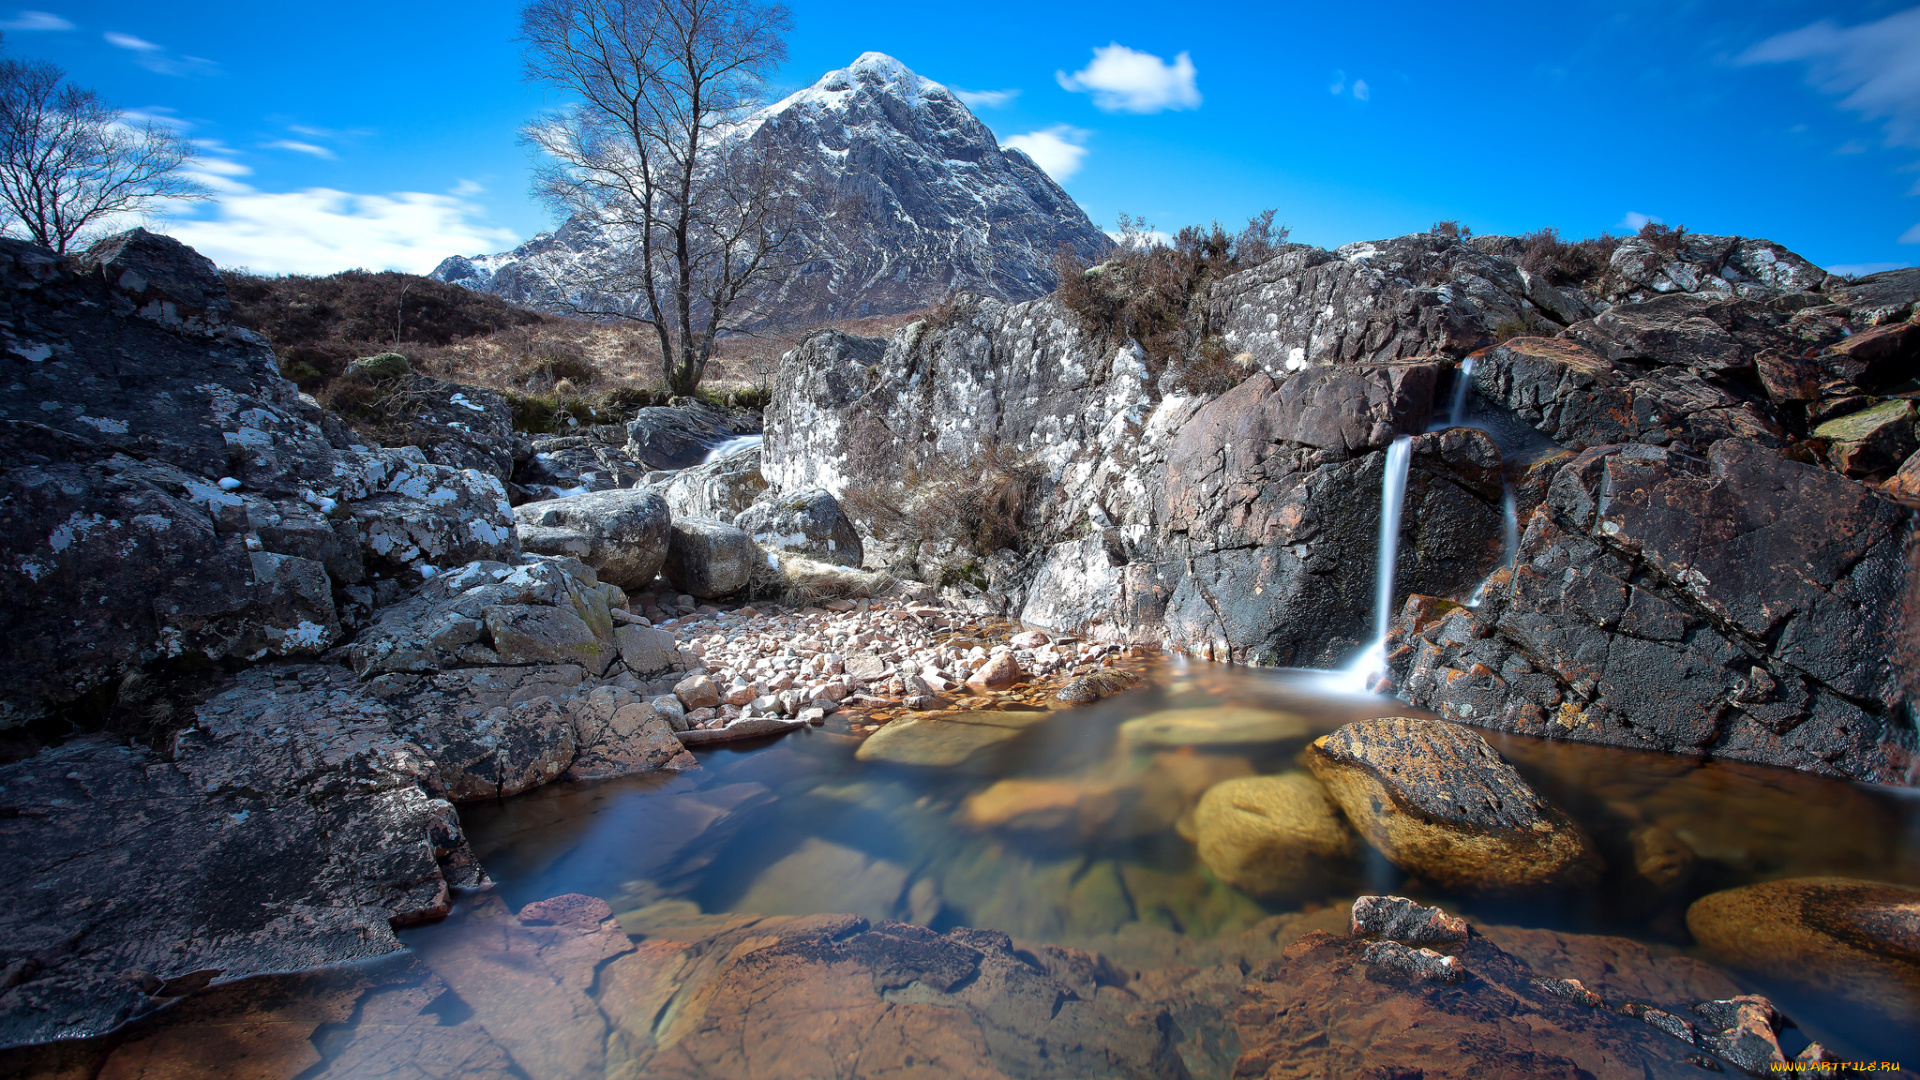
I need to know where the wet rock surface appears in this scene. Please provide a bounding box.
[1190,773,1357,899]
[1687,876,1920,1025]
[623,402,761,472]
[1306,716,1600,894]
[25,888,1825,1080]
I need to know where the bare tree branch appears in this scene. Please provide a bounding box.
[518,0,803,396]
[0,56,210,253]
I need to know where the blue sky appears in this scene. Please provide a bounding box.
[7,0,1919,276]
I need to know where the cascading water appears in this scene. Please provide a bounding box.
[1469,487,1521,608]
[1445,355,1477,427]
[1329,434,1414,692]
[702,434,764,464]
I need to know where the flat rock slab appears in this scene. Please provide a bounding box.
[1307,715,1600,895]
[1119,706,1316,747]
[676,715,808,746]
[854,709,1054,768]
[0,667,478,1048]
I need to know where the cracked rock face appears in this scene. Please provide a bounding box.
[0,231,518,730]
[433,53,1113,325]
[1393,439,1913,781]
[0,667,478,1049]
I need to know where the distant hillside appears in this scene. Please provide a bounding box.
[433,52,1115,325]
[222,268,549,389]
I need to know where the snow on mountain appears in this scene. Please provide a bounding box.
[432,52,1114,324]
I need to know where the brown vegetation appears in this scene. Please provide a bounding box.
[1053,210,1287,373]
[840,440,1042,585]
[225,266,927,434]
[1516,226,1621,286]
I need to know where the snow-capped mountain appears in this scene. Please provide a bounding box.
[432,52,1114,324]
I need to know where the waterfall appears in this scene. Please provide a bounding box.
[702,434,764,464]
[1330,434,1414,692]
[1469,486,1521,608]
[1446,356,1477,427]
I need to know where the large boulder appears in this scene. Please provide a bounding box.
[1306,716,1600,894]
[348,557,625,677]
[1394,438,1914,782]
[514,433,654,500]
[656,444,768,521]
[663,518,754,598]
[0,232,518,730]
[514,488,672,589]
[734,487,863,567]
[624,402,760,471]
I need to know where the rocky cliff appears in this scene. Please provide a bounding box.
[432,52,1113,324]
[762,230,1920,784]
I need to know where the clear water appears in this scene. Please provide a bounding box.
[448,661,1920,1065]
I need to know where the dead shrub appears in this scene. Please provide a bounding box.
[1172,338,1255,396]
[1518,227,1620,286]
[840,440,1041,582]
[1431,220,1472,239]
[1637,220,1690,259]
[1055,210,1288,387]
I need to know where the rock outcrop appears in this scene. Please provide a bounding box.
[434,53,1113,325]
[0,230,518,732]
[760,228,1920,783]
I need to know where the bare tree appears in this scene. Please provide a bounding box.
[520,0,799,397]
[0,56,209,253]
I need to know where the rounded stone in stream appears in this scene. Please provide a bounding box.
[1686,877,1920,1020]
[853,709,1052,768]
[1191,774,1358,899]
[1305,716,1600,895]
[1119,705,1315,747]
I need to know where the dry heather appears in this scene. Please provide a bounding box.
[224,266,928,433]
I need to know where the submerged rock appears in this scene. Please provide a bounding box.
[1191,774,1357,899]
[1306,716,1600,894]
[1686,876,1920,1022]
[1349,894,1470,944]
[853,709,1052,768]
[1119,705,1316,748]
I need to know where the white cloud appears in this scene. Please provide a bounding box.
[263,139,336,159]
[1056,44,1200,114]
[103,30,216,76]
[952,87,1018,109]
[1618,211,1662,231]
[1328,70,1369,101]
[1902,222,1920,244]
[1739,8,1920,147]
[1004,124,1090,181]
[103,30,158,50]
[0,10,72,30]
[450,178,485,197]
[1827,261,1909,275]
[160,184,517,275]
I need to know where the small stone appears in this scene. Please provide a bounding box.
[1362,940,1464,984]
[1009,630,1049,648]
[966,652,1024,689]
[674,673,721,710]
[1349,895,1469,944]
[1534,977,1605,1008]
[799,707,826,725]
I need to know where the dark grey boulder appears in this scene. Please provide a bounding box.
[513,488,672,589]
[624,403,760,471]
[664,518,755,598]
[735,487,863,567]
